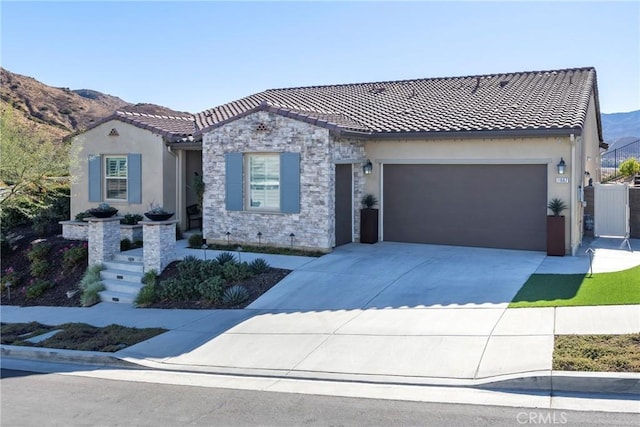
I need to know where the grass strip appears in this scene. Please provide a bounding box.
[510,265,640,307]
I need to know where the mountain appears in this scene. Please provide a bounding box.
[601,110,640,149]
[2,66,637,148]
[0,68,190,142]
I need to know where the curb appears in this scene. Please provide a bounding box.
[3,345,638,396]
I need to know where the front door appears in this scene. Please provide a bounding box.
[335,164,353,246]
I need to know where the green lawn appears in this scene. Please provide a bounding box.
[509,265,640,308]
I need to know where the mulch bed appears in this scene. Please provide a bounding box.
[1,225,291,309]
[1,225,84,307]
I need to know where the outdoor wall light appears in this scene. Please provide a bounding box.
[557,158,566,174]
[363,159,373,175]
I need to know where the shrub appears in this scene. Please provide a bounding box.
[27,241,51,261]
[222,262,252,282]
[188,233,204,248]
[80,281,105,307]
[120,213,143,225]
[27,242,51,278]
[75,210,92,221]
[222,285,249,306]
[158,277,199,301]
[26,279,53,299]
[61,242,88,270]
[79,264,104,306]
[29,261,49,278]
[177,255,204,277]
[200,259,222,278]
[121,238,132,251]
[79,264,103,290]
[196,276,224,302]
[216,252,236,266]
[619,157,640,177]
[249,258,270,274]
[136,270,158,307]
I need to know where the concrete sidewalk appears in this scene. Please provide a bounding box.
[2,237,639,402]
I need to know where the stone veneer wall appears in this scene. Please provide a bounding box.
[61,221,89,240]
[203,111,365,250]
[87,217,121,266]
[60,221,142,242]
[141,221,176,273]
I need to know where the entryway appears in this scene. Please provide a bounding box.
[334,164,353,246]
[594,183,630,238]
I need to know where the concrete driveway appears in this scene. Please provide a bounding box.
[248,242,546,310]
[139,243,559,383]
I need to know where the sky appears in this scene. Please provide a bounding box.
[1,1,638,114]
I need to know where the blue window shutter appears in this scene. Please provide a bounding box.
[280,152,300,214]
[225,153,244,211]
[88,155,101,202]
[127,153,142,204]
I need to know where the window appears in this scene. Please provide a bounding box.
[247,154,280,210]
[225,152,299,214]
[105,156,127,200]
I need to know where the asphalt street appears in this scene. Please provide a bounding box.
[2,369,638,427]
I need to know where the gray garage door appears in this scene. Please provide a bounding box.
[383,164,547,251]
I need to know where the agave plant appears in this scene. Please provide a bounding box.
[222,285,249,306]
[547,198,567,216]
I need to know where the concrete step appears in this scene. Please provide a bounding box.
[113,253,144,263]
[99,290,137,305]
[100,268,143,284]
[101,279,143,294]
[103,259,144,273]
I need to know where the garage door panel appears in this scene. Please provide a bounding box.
[383,164,546,251]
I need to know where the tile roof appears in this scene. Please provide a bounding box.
[196,67,602,140]
[112,111,197,140]
[68,110,198,143]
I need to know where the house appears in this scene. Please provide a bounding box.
[69,111,203,232]
[196,67,604,255]
[69,67,604,255]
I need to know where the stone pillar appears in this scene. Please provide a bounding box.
[87,217,121,266]
[141,220,177,273]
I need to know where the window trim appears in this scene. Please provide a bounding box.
[104,155,128,201]
[245,153,281,212]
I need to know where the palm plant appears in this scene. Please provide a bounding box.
[547,198,567,216]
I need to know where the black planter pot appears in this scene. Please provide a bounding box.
[89,209,118,218]
[360,208,379,244]
[546,216,565,256]
[144,212,174,221]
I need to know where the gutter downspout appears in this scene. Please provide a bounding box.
[570,134,577,255]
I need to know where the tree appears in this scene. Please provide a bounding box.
[619,157,640,177]
[0,105,70,220]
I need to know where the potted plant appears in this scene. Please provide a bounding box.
[144,204,174,221]
[88,203,118,218]
[547,198,567,256]
[360,194,379,244]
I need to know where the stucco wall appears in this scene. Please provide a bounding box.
[70,120,175,219]
[203,111,338,250]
